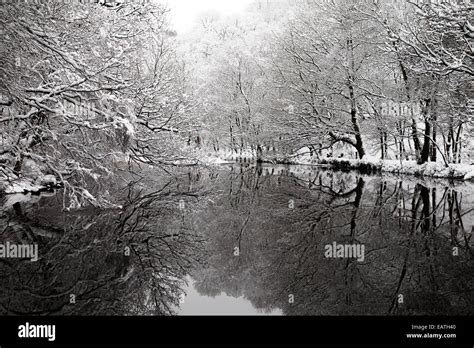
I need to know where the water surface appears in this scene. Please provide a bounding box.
[1,164,473,315]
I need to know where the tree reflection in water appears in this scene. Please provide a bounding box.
[191,165,474,316]
[0,178,206,315]
[1,164,473,315]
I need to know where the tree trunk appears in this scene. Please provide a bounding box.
[455,124,463,164]
[394,44,421,162]
[420,120,431,164]
[13,154,24,176]
[411,118,421,161]
[349,88,365,159]
[256,144,263,163]
[418,99,432,165]
[431,123,437,162]
[347,35,365,160]
[381,134,386,160]
[430,98,438,163]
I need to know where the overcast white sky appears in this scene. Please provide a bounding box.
[162,0,254,34]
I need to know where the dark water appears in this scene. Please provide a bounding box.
[1,164,473,316]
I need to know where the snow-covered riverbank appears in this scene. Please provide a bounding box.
[0,175,61,195]
[199,149,474,182]
[277,153,474,181]
[3,152,473,199]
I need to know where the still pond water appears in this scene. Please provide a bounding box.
[1,164,473,315]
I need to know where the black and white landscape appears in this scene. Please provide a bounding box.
[0,0,473,318]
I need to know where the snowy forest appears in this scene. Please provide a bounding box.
[0,0,473,204]
[0,0,473,318]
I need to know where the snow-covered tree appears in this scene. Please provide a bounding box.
[0,1,190,207]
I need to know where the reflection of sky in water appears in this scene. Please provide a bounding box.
[179,277,283,316]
